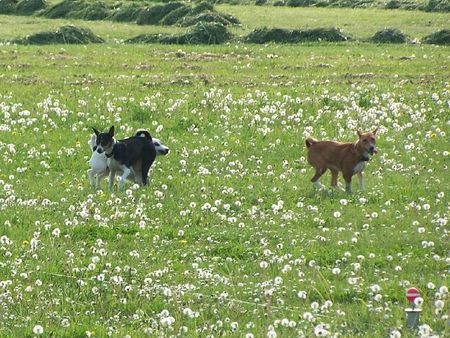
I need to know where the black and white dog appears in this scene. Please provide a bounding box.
[88,127,169,189]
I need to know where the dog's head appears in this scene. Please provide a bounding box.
[153,138,170,156]
[92,126,115,154]
[357,128,378,155]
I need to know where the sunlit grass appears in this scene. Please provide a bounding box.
[0,7,449,338]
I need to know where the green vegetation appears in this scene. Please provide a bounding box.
[0,3,449,337]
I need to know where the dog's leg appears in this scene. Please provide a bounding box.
[311,168,326,190]
[357,172,365,191]
[134,173,144,187]
[330,169,339,188]
[118,167,131,189]
[108,169,116,190]
[343,173,353,193]
[330,169,345,192]
[141,157,154,187]
[87,169,95,186]
[96,169,109,188]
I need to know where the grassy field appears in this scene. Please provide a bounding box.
[0,5,449,338]
[1,5,449,42]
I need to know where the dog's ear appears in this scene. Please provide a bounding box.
[92,127,100,136]
[357,130,363,138]
[372,128,378,135]
[108,126,115,136]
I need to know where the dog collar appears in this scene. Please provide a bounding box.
[105,139,117,158]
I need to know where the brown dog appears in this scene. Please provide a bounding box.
[305,129,378,193]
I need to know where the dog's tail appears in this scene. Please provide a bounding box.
[135,129,153,141]
[305,137,317,148]
[89,134,97,152]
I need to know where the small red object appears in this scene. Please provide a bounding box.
[406,287,420,302]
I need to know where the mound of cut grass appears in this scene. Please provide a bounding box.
[40,0,114,20]
[422,29,450,45]
[134,1,238,27]
[40,0,83,18]
[424,0,450,12]
[127,22,232,45]
[245,27,350,43]
[175,21,232,44]
[69,1,110,21]
[370,28,409,43]
[191,1,214,15]
[108,2,144,22]
[136,2,185,25]
[287,0,375,9]
[384,0,420,10]
[0,0,18,14]
[159,5,191,25]
[179,11,237,27]
[15,0,46,15]
[14,25,105,45]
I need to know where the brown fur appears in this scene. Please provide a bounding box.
[306,129,378,192]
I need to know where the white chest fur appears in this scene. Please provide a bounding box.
[89,151,108,173]
[353,161,366,174]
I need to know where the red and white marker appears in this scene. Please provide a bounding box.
[406,287,420,303]
[405,287,422,329]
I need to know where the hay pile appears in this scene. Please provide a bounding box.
[70,1,110,21]
[38,0,239,27]
[245,27,350,43]
[15,0,46,15]
[159,5,191,25]
[40,0,112,20]
[0,0,18,14]
[424,0,450,12]
[14,25,105,45]
[108,2,142,22]
[136,2,186,25]
[370,28,409,43]
[175,22,232,44]
[127,22,232,45]
[179,11,237,27]
[178,2,240,27]
[422,29,450,45]
[286,0,374,8]
[0,0,47,15]
[136,1,239,27]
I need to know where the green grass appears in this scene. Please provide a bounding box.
[218,5,450,39]
[0,6,449,338]
[1,5,449,41]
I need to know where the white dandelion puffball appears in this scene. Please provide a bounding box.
[33,325,44,335]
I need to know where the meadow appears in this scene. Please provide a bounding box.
[0,4,449,338]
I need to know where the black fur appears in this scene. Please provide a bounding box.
[93,126,157,186]
[135,129,153,141]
